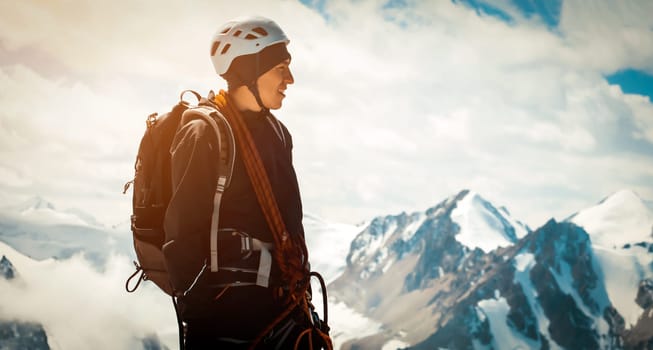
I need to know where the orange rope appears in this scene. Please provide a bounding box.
[214,91,309,296]
[213,91,333,350]
[294,328,313,350]
[213,91,318,349]
[298,298,334,350]
[314,328,333,350]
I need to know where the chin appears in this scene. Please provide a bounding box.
[268,102,283,110]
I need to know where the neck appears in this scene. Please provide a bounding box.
[229,85,263,112]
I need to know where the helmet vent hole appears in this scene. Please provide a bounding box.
[221,27,231,34]
[234,30,242,37]
[245,33,257,40]
[221,43,231,55]
[211,41,221,56]
[252,27,268,36]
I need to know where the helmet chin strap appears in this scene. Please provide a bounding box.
[247,53,269,114]
[246,81,269,114]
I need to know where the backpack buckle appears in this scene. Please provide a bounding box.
[232,231,254,260]
[146,112,158,128]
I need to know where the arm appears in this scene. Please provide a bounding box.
[163,116,219,292]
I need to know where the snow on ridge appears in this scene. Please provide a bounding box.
[548,253,611,338]
[349,215,399,265]
[592,245,653,328]
[2,195,104,228]
[512,252,562,350]
[477,293,540,350]
[400,212,426,242]
[567,189,653,328]
[451,191,526,253]
[570,189,653,248]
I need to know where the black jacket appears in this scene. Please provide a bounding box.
[163,105,305,340]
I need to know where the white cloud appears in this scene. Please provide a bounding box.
[430,109,471,143]
[0,0,652,229]
[559,1,653,73]
[0,248,177,349]
[622,93,653,143]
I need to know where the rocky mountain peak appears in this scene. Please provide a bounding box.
[1,255,17,280]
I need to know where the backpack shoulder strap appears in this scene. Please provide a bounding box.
[183,106,235,185]
[181,105,235,273]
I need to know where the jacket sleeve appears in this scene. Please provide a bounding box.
[163,115,219,292]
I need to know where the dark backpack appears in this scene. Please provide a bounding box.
[124,90,234,296]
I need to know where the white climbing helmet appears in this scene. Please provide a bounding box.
[210,16,290,76]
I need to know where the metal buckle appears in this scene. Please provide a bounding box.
[146,112,158,128]
[232,231,253,260]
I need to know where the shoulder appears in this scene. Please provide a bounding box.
[170,110,219,152]
[180,108,224,138]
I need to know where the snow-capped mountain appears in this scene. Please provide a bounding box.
[569,189,653,249]
[0,196,133,268]
[450,191,530,252]
[344,190,529,283]
[331,189,653,350]
[9,196,101,228]
[331,189,532,348]
[406,219,625,350]
[568,189,653,346]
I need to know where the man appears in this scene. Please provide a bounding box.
[162,16,329,349]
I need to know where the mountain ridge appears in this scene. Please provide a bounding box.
[332,189,653,350]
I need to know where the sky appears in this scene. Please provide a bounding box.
[0,0,652,230]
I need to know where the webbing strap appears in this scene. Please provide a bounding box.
[252,238,273,287]
[214,235,273,288]
[189,106,235,273]
[210,176,227,272]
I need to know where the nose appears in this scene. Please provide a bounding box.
[285,67,294,85]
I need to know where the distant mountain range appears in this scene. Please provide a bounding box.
[0,196,133,268]
[0,190,651,349]
[330,189,653,350]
